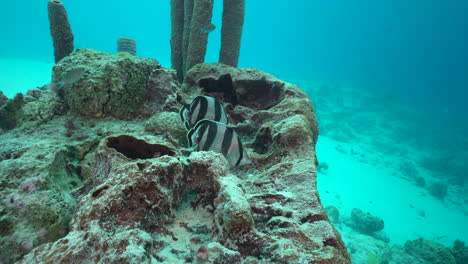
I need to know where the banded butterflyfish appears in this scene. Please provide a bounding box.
[179,96,229,130]
[187,120,250,167]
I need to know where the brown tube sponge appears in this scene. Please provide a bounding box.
[48,0,74,63]
[182,0,194,74]
[170,0,185,81]
[185,0,213,72]
[219,0,245,67]
[117,37,137,55]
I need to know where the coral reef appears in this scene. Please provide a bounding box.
[0,88,65,131]
[52,48,178,119]
[0,50,350,263]
[0,91,7,107]
[117,37,137,56]
[452,240,468,264]
[0,93,25,130]
[404,238,456,264]
[219,0,245,67]
[428,181,448,200]
[47,0,74,63]
[349,208,384,234]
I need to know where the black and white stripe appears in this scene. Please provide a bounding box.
[187,120,244,167]
[179,96,229,130]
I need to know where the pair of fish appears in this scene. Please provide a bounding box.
[180,96,249,167]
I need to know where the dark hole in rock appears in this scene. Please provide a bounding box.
[324,238,339,248]
[199,74,238,105]
[106,135,176,159]
[137,163,147,170]
[92,185,109,198]
[252,127,273,154]
[235,80,284,110]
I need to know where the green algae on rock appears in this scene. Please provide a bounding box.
[349,208,385,235]
[2,56,350,263]
[0,118,86,264]
[0,91,7,107]
[52,48,178,119]
[405,238,457,264]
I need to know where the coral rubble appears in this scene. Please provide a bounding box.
[0,49,350,263]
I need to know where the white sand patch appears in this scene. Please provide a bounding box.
[0,58,53,98]
[317,136,468,246]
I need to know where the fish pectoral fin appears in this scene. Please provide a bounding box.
[51,81,65,91]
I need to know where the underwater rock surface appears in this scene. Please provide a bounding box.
[0,49,350,263]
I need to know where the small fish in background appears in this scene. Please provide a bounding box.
[46,67,85,91]
[180,95,229,130]
[200,23,216,33]
[187,119,250,167]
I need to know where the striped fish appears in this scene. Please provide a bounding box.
[187,120,249,167]
[179,96,229,130]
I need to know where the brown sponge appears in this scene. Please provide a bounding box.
[185,0,213,72]
[48,0,74,63]
[219,0,245,67]
[182,0,194,74]
[117,37,137,55]
[170,0,185,81]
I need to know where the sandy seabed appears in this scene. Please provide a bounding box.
[316,135,468,245]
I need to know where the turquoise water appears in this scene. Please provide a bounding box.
[2,1,468,110]
[1,0,467,262]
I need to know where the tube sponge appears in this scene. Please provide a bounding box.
[48,0,74,63]
[185,0,213,72]
[117,37,137,56]
[170,0,185,81]
[182,0,194,74]
[219,0,245,67]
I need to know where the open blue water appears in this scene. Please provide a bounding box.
[1,0,467,261]
[2,0,467,120]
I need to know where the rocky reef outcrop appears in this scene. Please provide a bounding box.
[0,48,350,263]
